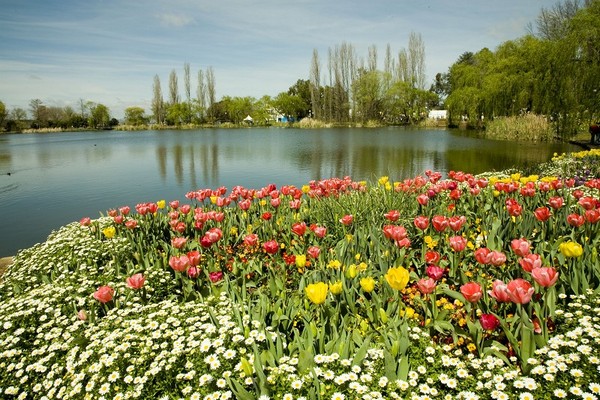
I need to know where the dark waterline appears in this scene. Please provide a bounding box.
[0,127,577,256]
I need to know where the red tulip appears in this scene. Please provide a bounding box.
[425,265,444,281]
[425,250,441,265]
[578,196,597,210]
[80,217,91,226]
[291,222,307,236]
[340,214,353,225]
[417,278,437,295]
[506,279,534,304]
[431,215,448,232]
[200,236,213,248]
[311,225,327,238]
[180,204,191,214]
[449,236,467,252]
[460,282,483,303]
[113,215,124,224]
[413,216,429,230]
[510,238,531,257]
[383,225,408,242]
[169,255,190,272]
[263,240,279,254]
[262,212,272,220]
[474,248,491,264]
[548,196,564,209]
[486,250,507,266]
[506,198,523,217]
[480,314,500,331]
[518,253,542,273]
[488,280,511,303]
[531,267,559,287]
[93,285,114,304]
[171,237,188,249]
[243,234,259,247]
[125,220,138,230]
[169,200,180,209]
[384,210,400,221]
[270,198,281,208]
[187,250,201,267]
[416,193,429,206]
[108,209,118,217]
[567,213,585,227]
[119,206,131,216]
[238,198,251,211]
[126,273,145,290]
[585,209,600,224]
[448,216,466,232]
[534,207,552,222]
[307,245,321,259]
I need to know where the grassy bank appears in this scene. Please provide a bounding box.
[483,114,555,142]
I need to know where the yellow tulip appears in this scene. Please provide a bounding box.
[295,254,307,269]
[559,241,583,258]
[346,264,357,278]
[360,276,376,293]
[378,176,389,185]
[384,266,410,291]
[305,282,328,305]
[102,226,116,239]
[156,199,166,209]
[301,185,310,193]
[329,281,343,295]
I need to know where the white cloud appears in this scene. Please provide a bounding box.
[157,13,194,28]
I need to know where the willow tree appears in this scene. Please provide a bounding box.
[151,75,165,125]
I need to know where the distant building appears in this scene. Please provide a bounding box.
[428,110,447,120]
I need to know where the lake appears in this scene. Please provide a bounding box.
[0,127,578,256]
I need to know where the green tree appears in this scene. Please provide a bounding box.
[272,92,307,121]
[124,107,148,126]
[352,69,383,123]
[0,101,6,129]
[88,103,110,128]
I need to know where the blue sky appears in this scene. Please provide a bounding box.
[0,0,557,119]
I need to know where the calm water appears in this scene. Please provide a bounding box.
[0,127,577,256]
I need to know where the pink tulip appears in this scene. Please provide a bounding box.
[548,196,564,209]
[307,245,321,259]
[209,271,224,283]
[460,282,482,303]
[531,267,559,287]
[187,266,200,279]
[169,255,190,272]
[93,285,114,304]
[270,198,281,208]
[238,198,251,211]
[383,225,408,242]
[488,280,511,303]
[77,310,87,321]
[243,234,259,247]
[506,279,534,304]
[518,253,542,273]
[431,215,448,232]
[417,278,437,295]
[340,214,353,225]
[449,236,467,252]
[486,250,507,266]
[448,215,466,231]
[126,273,145,290]
[474,248,491,264]
[80,217,91,226]
[125,220,138,229]
[311,225,327,238]
[426,265,445,281]
[179,204,191,214]
[567,213,585,227]
[510,238,531,257]
[413,216,429,230]
[171,237,188,249]
[417,193,429,205]
[119,206,130,216]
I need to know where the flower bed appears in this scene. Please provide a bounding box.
[1,150,600,400]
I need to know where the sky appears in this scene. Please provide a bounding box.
[0,0,559,119]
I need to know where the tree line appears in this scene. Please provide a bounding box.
[442,0,600,137]
[1,0,598,137]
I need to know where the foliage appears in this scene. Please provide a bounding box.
[484,114,555,142]
[1,150,600,399]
